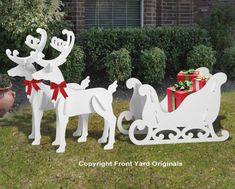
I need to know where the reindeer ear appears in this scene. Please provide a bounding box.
[45,63,53,73]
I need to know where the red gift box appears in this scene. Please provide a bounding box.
[177,70,199,82]
[167,87,193,112]
[192,76,209,91]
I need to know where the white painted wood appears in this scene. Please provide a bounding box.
[6,28,90,146]
[32,29,117,153]
[117,67,229,145]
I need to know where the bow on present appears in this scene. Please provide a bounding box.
[50,81,68,101]
[196,75,210,81]
[174,80,192,91]
[182,69,195,75]
[24,79,42,96]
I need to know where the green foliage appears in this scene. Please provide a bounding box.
[201,4,235,51]
[0,0,69,73]
[78,27,209,76]
[52,45,85,83]
[105,48,132,82]
[187,45,216,71]
[140,47,166,83]
[198,3,235,70]
[222,47,235,80]
[0,0,64,37]
[0,74,11,88]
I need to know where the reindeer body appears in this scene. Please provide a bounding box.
[32,29,117,153]
[6,28,90,146]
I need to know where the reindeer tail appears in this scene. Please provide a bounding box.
[108,81,118,94]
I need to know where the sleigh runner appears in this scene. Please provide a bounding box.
[117,67,230,145]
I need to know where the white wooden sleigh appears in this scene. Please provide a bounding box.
[117,67,230,145]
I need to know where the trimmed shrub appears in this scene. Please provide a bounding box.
[198,3,235,70]
[140,47,166,83]
[52,45,85,82]
[200,4,235,51]
[78,27,209,76]
[222,47,235,79]
[187,45,216,71]
[105,48,132,81]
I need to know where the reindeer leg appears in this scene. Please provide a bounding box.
[104,113,116,150]
[77,114,89,142]
[28,109,35,139]
[91,96,116,150]
[56,100,69,153]
[52,116,60,145]
[73,115,83,137]
[98,119,108,143]
[56,115,68,153]
[32,107,43,145]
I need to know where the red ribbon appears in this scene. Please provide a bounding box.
[50,81,68,101]
[24,79,42,96]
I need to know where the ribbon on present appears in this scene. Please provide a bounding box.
[181,69,195,81]
[50,81,68,101]
[171,90,176,111]
[194,75,210,91]
[168,83,193,112]
[196,75,210,81]
[182,69,195,75]
[174,80,193,91]
[24,79,42,96]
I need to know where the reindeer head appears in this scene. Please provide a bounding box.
[6,28,47,80]
[32,29,75,84]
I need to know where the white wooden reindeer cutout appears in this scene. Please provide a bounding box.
[118,67,229,145]
[6,28,90,146]
[32,29,117,153]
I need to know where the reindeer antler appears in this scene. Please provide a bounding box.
[6,28,47,65]
[6,49,33,65]
[33,29,75,68]
[25,28,47,52]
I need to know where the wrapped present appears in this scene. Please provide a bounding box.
[177,69,199,82]
[192,76,210,91]
[167,81,193,112]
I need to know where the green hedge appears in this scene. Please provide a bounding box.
[105,48,132,82]
[187,45,216,71]
[140,47,166,83]
[52,45,85,82]
[222,47,235,80]
[78,26,210,77]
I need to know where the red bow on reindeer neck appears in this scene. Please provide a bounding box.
[24,79,42,96]
[50,81,68,101]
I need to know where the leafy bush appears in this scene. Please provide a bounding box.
[198,3,235,70]
[201,4,235,51]
[222,47,235,80]
[0,0,69,73]
[105,48,132,82]
[78,27,209,76]
[187,45,216,71]
[0,74,11,88]
[52,45,85,82]
[140,47,166,83]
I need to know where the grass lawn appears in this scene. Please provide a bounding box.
[0,92,235,189]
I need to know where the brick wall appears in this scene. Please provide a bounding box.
[144,0,157,26]
[159,0,194,26]
[63,0,234,36]
[64,0,85,35]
